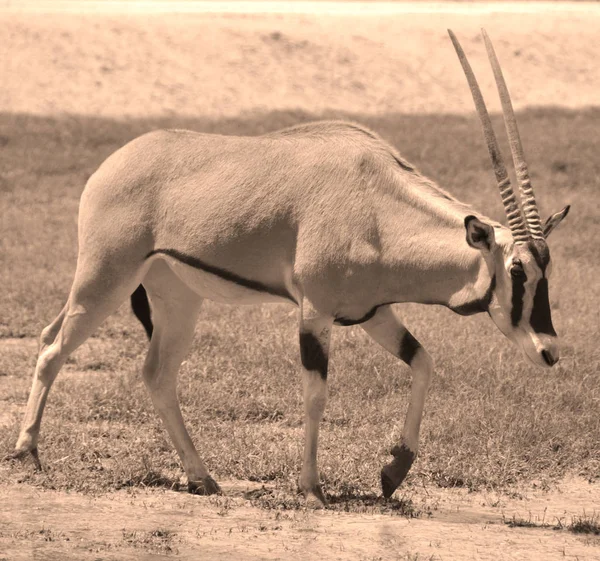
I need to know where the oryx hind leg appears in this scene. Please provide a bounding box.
[361,305,433,498]
[11,257,146,468]
[141,261,219,495]
[298,298,333,507]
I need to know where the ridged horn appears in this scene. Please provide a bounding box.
[448,30,529,244]
[481,29,544,241]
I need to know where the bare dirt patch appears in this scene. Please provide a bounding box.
[2,335,598,559]
[0,478,598,561]
[2,7,599,119]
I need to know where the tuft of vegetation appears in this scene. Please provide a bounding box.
[244,484,421,516]
[502,514,549,530]
[1,109,599,501]
[0,526,69,543]
[502,511,600,536]
[121,528,179,554]
[568,514,600,535]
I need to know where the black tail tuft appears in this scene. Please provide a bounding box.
[131,284,153,340]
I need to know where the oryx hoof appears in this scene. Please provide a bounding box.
[380,444,416,499]
[4,447,42,471]
[188,475,222,496]
[298,480,328,508]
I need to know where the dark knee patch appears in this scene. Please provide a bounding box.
[299,332,328,380]
[399,331,421,365]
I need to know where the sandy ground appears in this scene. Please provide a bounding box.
[1,5,599,119]
[1,335,599,561]
[1,477,599,561]
[1,4,599,560]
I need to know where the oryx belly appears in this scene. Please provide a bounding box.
[147,252,296,306]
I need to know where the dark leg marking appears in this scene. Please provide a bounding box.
[299,332,328,380]
[530,278,556,335]
[380,444,416,498]
[399,330,421,365]
[131,284,153,339]
[146,249,296,303]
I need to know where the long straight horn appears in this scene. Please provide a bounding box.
[448,30,529,244]
[481,29,544,241]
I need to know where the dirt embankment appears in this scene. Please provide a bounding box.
[2,8,599,119]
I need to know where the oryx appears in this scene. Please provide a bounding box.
[8,30,568,505]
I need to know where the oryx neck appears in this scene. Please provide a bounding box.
[377,182,497,314]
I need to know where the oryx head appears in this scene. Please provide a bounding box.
[450,29,569,368]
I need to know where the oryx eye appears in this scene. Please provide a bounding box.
[510,260,525,278]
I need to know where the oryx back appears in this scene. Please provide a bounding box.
[79,122,416,307]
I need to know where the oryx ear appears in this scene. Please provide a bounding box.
[543,205,570,238]
[465,215,495,251]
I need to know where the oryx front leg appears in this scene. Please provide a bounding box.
[298,300,333,507]
[142,266,220,496]
[361,305,433,498]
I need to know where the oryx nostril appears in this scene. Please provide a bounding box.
[541,349,558,366]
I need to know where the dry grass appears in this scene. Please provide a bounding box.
[0,108,598,502]
[503,511,600,537]
[121,528,179,554]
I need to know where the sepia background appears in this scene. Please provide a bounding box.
[1,1,598,559]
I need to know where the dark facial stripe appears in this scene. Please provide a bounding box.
[146,249,296,303]
[299,332,328,380]
[530,278,556,336]
[511,273,527,326]
[399,330,421,365]
[529,241,550,274]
